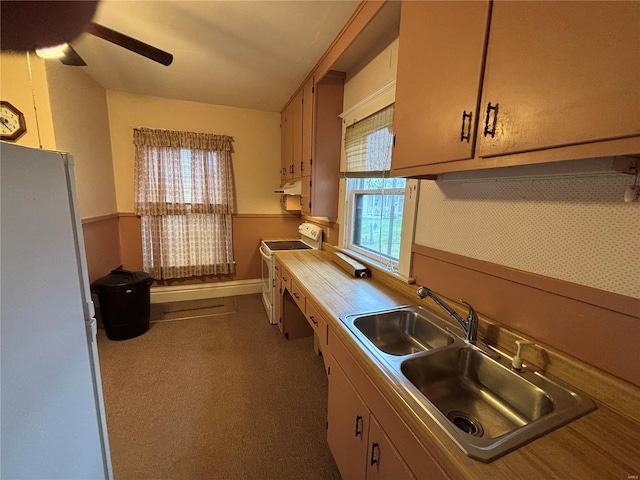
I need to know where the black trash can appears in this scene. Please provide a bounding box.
[91,269,153,340]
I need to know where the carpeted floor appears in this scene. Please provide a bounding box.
[97,293,341,480]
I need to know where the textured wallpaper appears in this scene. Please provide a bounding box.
[415,173,640,298]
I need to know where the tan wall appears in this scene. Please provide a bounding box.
[415,174,640,299]
[45,62,118,219]
[118,213,301,282]
[45,62,121,281]
[412,247,640,387]
[82,216,122,284]
[0,53,56,149]
[1,54,121,281]
[106,90,283,215]
[106,91,288,281]
[342,37,398,113]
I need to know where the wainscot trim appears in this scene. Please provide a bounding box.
[412,244,638,318]
[81,213,120,224]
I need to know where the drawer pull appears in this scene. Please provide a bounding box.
[293,292,299,299]
[309,315,318,325]
[460,110,472,142]
[355,415,363,437]
[370,442,380,466]
[483,102,499,138]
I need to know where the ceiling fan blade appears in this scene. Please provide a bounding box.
[85,21,173,66]
[60,44,87,66]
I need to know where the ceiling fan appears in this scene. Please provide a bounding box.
[49,21,173,67]
[0,1,172,67]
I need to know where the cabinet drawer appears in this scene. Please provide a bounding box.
[281,268,292,293]
[291,280,306,312]
[306,298,326,342]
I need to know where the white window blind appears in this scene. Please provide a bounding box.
[343,104,394,177]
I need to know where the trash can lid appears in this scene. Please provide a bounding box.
[91,269,152,291]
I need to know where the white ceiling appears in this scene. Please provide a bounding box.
[71,0,361,112]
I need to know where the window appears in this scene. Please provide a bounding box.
[133,127,236,280]
[346,177,406,261]
[341,104,411,271]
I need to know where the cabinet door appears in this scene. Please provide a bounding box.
[366,415,416,480]
[392,1,490,170]
[327,357,369,480]
[274,261,283,332]
[311,72,344,217]
[291,89,304,179]
[478,0,640,157]
[300,177,311,216]
[281,110,292,182]
[302,77,314,178]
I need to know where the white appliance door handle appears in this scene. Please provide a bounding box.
[259,245,272,261]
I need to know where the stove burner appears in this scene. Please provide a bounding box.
[264,241,312,251]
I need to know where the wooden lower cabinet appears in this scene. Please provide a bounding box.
[367,415,416,480]
[327,356,415,480]
[327,357,370,479]
[274,260,283,332]
[328,330,451,480]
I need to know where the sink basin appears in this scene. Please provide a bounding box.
[401,346,554,439]
[339,306,596,462]
[352,308,455,355]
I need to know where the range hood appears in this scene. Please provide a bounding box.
[274,180,302,195]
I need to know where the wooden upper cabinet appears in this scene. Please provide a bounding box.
[283,71,343,217]
[280,91,303,182]
[477,0,640,158]
[392,1,491,171]
[291,89,304,179]
[311,71,344,218]
[302,76,314,178]
[280,110,291,183]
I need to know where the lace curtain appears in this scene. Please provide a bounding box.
[133,127,236,279]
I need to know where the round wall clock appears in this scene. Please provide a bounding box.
[0,101,27,142]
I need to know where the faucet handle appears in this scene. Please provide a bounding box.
[417,286,430,299]
[459,300,477,322]
[458,300,478,344]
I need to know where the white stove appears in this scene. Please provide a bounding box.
[259,223,323,323]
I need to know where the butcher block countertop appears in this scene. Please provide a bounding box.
[275,249,640,480]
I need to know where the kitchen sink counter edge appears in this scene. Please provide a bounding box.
[275,248,640,479]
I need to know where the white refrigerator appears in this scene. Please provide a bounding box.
[1,143,112,479]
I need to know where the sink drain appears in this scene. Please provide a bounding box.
[447,411,484,437]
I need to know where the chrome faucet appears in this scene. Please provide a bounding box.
[416,286,478,345]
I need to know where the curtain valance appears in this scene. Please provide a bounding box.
[133,127,233,151]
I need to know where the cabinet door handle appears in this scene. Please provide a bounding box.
[309,315,318,325]
[293,292,299,299]
[355,415,363,437]
[300,161,304,172]
[370,442,380,466]
[460,110,472,142]
[282,276,288,282]
[483,102,499,138]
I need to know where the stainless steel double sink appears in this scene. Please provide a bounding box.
[340,305,596,462]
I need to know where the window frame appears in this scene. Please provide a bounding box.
[337,83,418,279]
[345,178,406,264]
